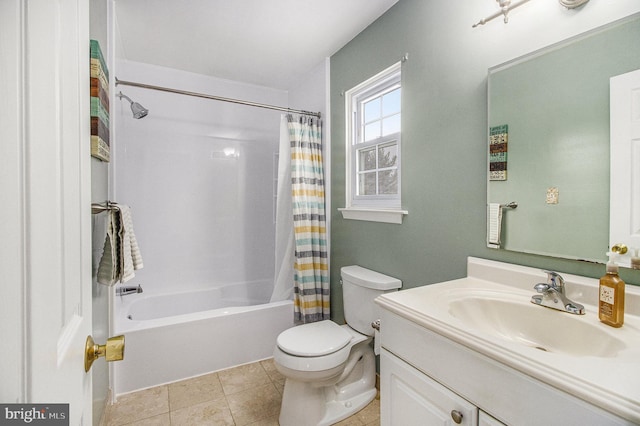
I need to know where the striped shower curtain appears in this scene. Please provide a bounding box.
[287,114,329,324]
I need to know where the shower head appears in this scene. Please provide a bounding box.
[117,91,149,119]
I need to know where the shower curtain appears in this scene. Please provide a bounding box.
[271,116,295,303]
[271,114,329,323]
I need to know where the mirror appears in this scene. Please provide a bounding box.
[487,14,640,264]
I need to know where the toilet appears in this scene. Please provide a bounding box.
[274,265,402,426]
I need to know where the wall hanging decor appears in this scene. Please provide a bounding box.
[90,39,110,162]
[489,124,508,181]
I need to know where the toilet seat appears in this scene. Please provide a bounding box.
[274,323,369,372]
[277,320,351,357]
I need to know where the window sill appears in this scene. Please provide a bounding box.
[338,207,408,224]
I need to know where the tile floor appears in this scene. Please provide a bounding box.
[105,358,380,426]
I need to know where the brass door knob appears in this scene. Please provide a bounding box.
[85,335,125,372]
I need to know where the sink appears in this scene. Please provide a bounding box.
[447,293,626,358]
[375,258,640,423]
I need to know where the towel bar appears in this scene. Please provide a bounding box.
[91,201,120,214]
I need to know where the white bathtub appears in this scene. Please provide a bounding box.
[113,280,293,395]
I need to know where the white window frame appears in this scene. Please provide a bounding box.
[339,62,408,224]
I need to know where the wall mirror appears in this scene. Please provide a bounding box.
[487,14,640,264]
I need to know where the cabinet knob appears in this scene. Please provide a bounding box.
[451,409,463,424]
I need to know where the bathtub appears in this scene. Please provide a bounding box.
[113,280,293,395]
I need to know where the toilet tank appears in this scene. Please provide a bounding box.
[341,265,402,336]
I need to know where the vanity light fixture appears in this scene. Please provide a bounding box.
[473,0,590,28]
[559,0,590,9]
[473,0,531,28]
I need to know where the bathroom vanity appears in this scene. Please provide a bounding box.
[375,258,640,425]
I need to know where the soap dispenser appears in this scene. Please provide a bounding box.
[599,255,625,328]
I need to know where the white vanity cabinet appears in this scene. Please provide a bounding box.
[478,410,504,426]
[378,309,633,426]
[479,411,507,426]
[375,258,640,425]
[381,348,482,425]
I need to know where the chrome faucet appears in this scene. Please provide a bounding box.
[116,284,143,296]
[530,271,585,315]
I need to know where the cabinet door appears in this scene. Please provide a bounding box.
[381,349,478,426]
[479,411,507,426]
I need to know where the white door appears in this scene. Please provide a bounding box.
[610,68,640,266]
[0,0,93,423]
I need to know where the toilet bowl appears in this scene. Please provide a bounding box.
[274,266,402,426]
[274,321,376,426]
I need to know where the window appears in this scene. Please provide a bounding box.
[340,63,407,224]
[355,85,401,201]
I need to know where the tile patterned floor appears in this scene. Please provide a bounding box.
[105,358,380,426]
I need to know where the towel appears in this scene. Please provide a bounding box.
[97,209,120,285]
[487,203,503,248]
[120,205,143,282]
[97,204,143,286]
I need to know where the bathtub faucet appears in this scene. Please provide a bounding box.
[116,284,143,296]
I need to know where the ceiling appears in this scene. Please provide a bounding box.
[115,0,399,90]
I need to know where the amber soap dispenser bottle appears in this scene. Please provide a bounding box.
[599,259,625,327]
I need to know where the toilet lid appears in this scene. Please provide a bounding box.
[277,320,352,357]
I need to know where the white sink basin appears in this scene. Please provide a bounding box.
[447,293,626,357]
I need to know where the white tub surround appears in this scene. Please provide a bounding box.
[376,257,640,425]
[115,60,286,297]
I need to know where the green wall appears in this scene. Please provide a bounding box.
[329,1,640,323]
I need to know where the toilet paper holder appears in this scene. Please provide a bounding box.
[371,319,381,331]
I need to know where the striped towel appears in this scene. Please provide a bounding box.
[97,205,143,286]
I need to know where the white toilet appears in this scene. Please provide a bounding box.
[274,265,402,426]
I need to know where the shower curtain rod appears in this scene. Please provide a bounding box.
[115,78,321,118]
